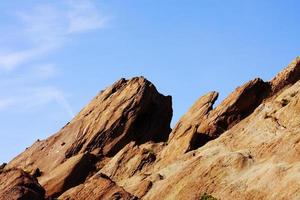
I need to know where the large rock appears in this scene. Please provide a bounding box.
[161,78,270,163]
[39,153,96,198]
[107,57,300,200]
[270,56,300,94]
[5,57,300,200]
[7,77,172,198]
[141,79,300,200]
[99,141,164,198]
[58,173,138,200]
[0,169,45,200]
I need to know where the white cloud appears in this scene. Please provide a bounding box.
[66,0,107,33]
[0,0,106,70]
[0,0,107,117]
[0,45,54,71]
[0,87,74,118]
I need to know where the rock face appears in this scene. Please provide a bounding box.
[161,78,270,163]
[5,77,172,198]
[0,169,45,200]
[58,173,138,200]
[39,153,96,197]
[3,57,300,200]
[270,56,300,93]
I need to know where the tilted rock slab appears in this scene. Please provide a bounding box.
[4,57,300,200]
[6,77,172,199]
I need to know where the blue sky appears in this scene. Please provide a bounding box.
[0,0,299,163]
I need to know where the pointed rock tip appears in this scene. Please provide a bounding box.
[193,91,219,107]
[270,56,300,94]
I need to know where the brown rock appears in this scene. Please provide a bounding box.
[196,78,270,137]
[161,78,269,163]
[159,91,218,162]
[58,173,138,200]
[6,57,300,200]
[141,79,300,199]
[7,77,172,197]
[136,59,300,200]
[99,142,163,198]
[39,153,96,198]
[0,168,45,200]
[270,56,300,94]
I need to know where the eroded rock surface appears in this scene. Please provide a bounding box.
[6,77,172,199]
[4,57,300,200]
[0,169,45,200]
[40,153,96,198]
[161,78,270,164]
[58,173,138,200]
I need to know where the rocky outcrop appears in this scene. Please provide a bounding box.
[0,169,45,200]
[99,142,164,198]
[40,153,96,198]
[270,56,300,94]
[4,57,300,200]
[64,77,172,158]
[6,77,172,199]
[141,78,300,200]
[161,78,270,163]
[58,173,138,200]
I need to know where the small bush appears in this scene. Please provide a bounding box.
[200,193,218,200]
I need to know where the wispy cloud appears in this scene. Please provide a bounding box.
[0,0,107,117]
[0,86,74,118]
[66,0,107,33]
[0,0,107,71]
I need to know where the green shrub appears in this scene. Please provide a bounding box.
[200,193,218,200]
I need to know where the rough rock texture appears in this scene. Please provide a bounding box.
[0,169,45,200]
[161,78,270,163]
[40,153,96,198]
[99,142,164,198]
[58,173,138,200]
[6,77,172,199]
[141,79,300,200]
[4,57,300,200]
[270,56,300,94]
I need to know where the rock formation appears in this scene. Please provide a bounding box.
[2,57,300,200]
[0,168,45,200]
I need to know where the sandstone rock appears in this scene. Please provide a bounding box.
[0,168,45,200]
[138,62,300,200]
[161,78,269,163]
[99,142,163,198]
[64,77,172,158]
[6,57,300,200]
[6,77,172,198]
[39,153,96,198]
[196,78,270,137]
[270,56,300,94]
[58,173,138,200]
[158,91,218,163]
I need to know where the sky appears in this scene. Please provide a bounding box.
[0,0,299,163]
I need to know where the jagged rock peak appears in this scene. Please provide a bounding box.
[65,76,173,158]
[4,57,300,200]
[6,76,172,199]
[270,56,300,94]
[160,79,270,163]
